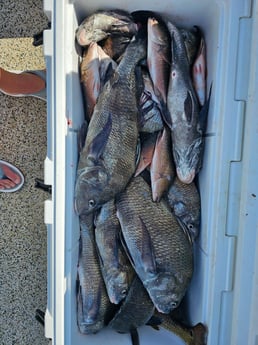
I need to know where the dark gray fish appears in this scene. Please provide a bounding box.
[165,21,202,184]
[139,69,164,133]
[94,199,134,304]
[109,275,155,333]
[167,177,201,242]
[116,175,193,314]
[77,213,114,334]
[180,26,201,66]
[76,9,138,46]
[75,33,147,215]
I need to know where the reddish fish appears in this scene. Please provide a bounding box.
[134,133,158,177]
[150,126,175,202]
[147,17,171,105]
[80,43,101,119]
[80,43,117,120]
[192,37,206,106]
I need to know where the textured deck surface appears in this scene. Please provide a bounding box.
[0,1,49,344]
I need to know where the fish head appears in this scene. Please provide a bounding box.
[75,166,109,215]
[147,18,169,48]
[180,26,201,65]
[173,136,203,184]
[105,269,129,304]
[174,202,200,242]
[146,272,188,313]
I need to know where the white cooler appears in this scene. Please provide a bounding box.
[43,0,258,344]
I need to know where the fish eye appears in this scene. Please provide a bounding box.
[88,199,96,208]
[171,301,178,308]
[121,289,127,297]
[188,224,194,230]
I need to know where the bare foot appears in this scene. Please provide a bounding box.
[1,164,21,184]
[0,161,24,192]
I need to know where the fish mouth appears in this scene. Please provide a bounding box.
[176,217,194,245]
[176,167,195,184]
[151,293,180,314]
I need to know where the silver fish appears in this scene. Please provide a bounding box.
[165,21,203,184]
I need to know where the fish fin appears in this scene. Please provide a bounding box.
[175,216,193,245]
[146,315,163,330]
[119,230,137,268]
[130,328,140,345]
[159,99,173,129]
[77,121,88,153]
[184,90,195,123]
[138,216,157,275]
[199,83,212,133]
[135,137,142,167]
[118,215,156,275]
[170,32,176,61]
[135,65,145,102]
[102,61,115,85]
[87,113,112,163]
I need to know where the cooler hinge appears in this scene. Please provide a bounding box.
[44,307,53,340]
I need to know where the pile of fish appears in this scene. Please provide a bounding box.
[74,8,210,345]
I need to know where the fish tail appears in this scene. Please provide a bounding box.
[130,328,140,345]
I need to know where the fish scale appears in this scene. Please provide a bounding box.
[116,175,193,314]
[77,214,113,334]
[95,199,134,305]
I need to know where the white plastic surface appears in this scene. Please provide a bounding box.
[43,0,258,344]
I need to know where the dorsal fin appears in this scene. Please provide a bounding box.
[184,90,194,123]
[87,113,112,163]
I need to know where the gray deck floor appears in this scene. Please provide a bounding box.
[0,1,49,344]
